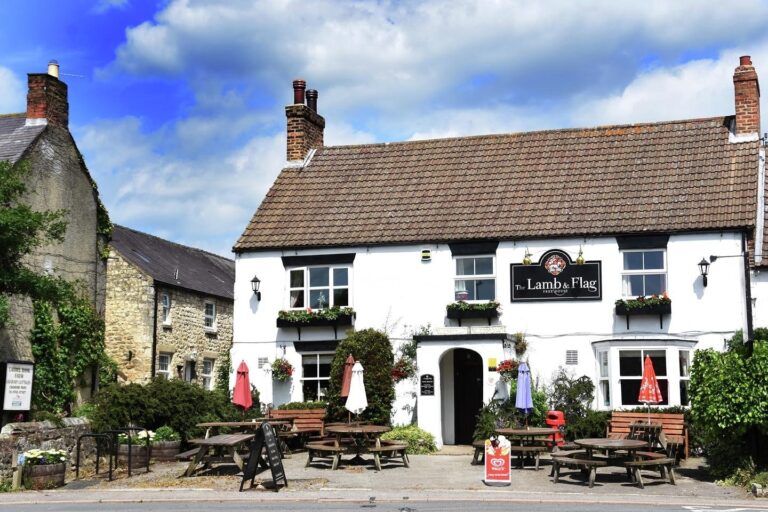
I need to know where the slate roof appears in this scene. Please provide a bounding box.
[112,225,235,300]
[0,113,45,163]
[236,116,761,258]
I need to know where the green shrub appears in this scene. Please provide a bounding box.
[154,425,180,442]
[72,402,97,420]
[472,382,549,441]
[278,401,327,410]
[566,410,610,440]
[381,425,437,454]
[326,329,395,425]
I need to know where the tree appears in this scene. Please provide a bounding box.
[0,159,68,324]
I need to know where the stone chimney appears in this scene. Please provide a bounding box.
[733,55,760,136]
[286,79,325,161]
[26,60,68,128]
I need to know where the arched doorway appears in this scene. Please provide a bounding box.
[440,348,483,444]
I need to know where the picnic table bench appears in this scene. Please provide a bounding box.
[607,412,688,458]
[268,408,326,437]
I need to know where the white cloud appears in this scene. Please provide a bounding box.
[0,67,25,113]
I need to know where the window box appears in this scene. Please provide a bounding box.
[615,297,671,328]
[446,301,500,326]
[276,307,355,340]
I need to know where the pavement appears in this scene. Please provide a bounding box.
[1,446,765,508]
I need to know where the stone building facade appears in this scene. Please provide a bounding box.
[0,63,108,413]
[105,225,234,387]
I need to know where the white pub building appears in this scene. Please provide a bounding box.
[232,58,768,446]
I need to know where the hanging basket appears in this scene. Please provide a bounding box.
[23,462,66,490]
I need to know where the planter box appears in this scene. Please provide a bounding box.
[151,441,181,461]
[446,307,499,326]
[24,462,65,490]
[118,444,150,469]
[276,313,354,340]
[615,302,671,328]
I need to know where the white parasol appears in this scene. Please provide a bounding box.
[344,362,368,415]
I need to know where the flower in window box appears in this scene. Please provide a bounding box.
[496,359,519,381]
[614,292,671,311]
[271,357,294,382]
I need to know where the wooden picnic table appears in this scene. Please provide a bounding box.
[184,433,254,477]
[495,427,556,470]
[552,437,650,487]
[323,424,392,470]
[196,420,290,438]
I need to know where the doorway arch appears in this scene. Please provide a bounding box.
[439,348,483,445]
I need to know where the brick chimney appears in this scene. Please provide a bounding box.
[733,55,760,136]
[286,79,325,161]
[26,60,68,128]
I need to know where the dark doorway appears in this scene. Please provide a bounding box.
[453,348,483,444]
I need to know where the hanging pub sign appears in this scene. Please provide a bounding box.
[511,249,601,301]
[2,361,34,411]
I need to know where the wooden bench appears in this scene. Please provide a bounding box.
[269,408,327,438]
[368,441,408,471]
[624,457,677,488]
[607,412,688,458]
[471,440,486,465]
[174,448,201,461]
[305,441,345,470]
[510,445,548,470]
[551,453,608,488]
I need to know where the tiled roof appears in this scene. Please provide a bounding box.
[235,116,760,253]
[0,114,45,163]
[112,225,235,300]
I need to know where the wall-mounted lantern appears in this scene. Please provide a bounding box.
[251,275,262,301]
[698,258,710,287]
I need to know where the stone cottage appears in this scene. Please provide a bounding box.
[0,62,108,416]
[105,225,235,387]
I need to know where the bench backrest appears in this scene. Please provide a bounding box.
[269,408,326,435]
[608,411,688,458]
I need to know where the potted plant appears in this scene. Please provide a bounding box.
[391,355,417,383]
[117,430,154,469]
[21,448,67,490]
[271,357,294,383]
[446,301,501,325]
[513,332,528,357]
[496,359,519,382]
[615,293,672,328]
[152,425,181,461]
[276,306,355,327]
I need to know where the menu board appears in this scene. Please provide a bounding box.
[3,362,34,411]
[240,422,288,492]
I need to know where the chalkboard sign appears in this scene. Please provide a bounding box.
[420,374,435,396]
[240,422,288,492]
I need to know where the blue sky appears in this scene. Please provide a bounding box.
[3,0,768,257]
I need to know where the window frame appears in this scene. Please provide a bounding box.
[300,352,333,401]
[160,293,171,325]
[201,357,215,390]
[157,352,172,379]
[204,301,217,331]
[620,248,667,297]
[453,255,496,302]
[287,265,351,310]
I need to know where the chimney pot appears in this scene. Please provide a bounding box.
[293,79,306,105]
[306,89,318,112]
[733,56,761,136]
[47,60,59,78]
[740,55,752,66]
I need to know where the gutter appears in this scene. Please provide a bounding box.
[743,233,755,357]
[151,283,158,378]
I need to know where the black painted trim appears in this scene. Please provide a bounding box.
[281,253,356,267]
[616,235,669,250]
[448,241,499,256]
[414,333,510,342]
[293,340,340,352]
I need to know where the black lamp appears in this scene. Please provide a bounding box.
[698,258,710,287]
[251,275,261,301]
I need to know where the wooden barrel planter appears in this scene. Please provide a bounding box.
[117,444,150,468]
[151,441,181,461]
[24,462,66,490]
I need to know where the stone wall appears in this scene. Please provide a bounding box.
[155,285,233,389]
[104,250,154,383]
[0,418,92,481]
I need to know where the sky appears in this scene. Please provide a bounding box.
[3,0,768,257]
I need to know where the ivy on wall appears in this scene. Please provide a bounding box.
[30,285,117,415]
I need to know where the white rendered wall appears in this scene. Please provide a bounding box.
[233,231,748,441]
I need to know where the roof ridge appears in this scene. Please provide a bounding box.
[0,113,25,119]
[320,115,730,150]
[114,224,233,263]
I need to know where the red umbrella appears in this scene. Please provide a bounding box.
[340,354,355,398]
[638,355,662,423]
[232,360,253,411]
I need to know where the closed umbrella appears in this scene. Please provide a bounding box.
[340,354,355,398]
[232,360,253,412]
[638,355,663,423]
[345,362,368,416]
[515,362,534,426]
